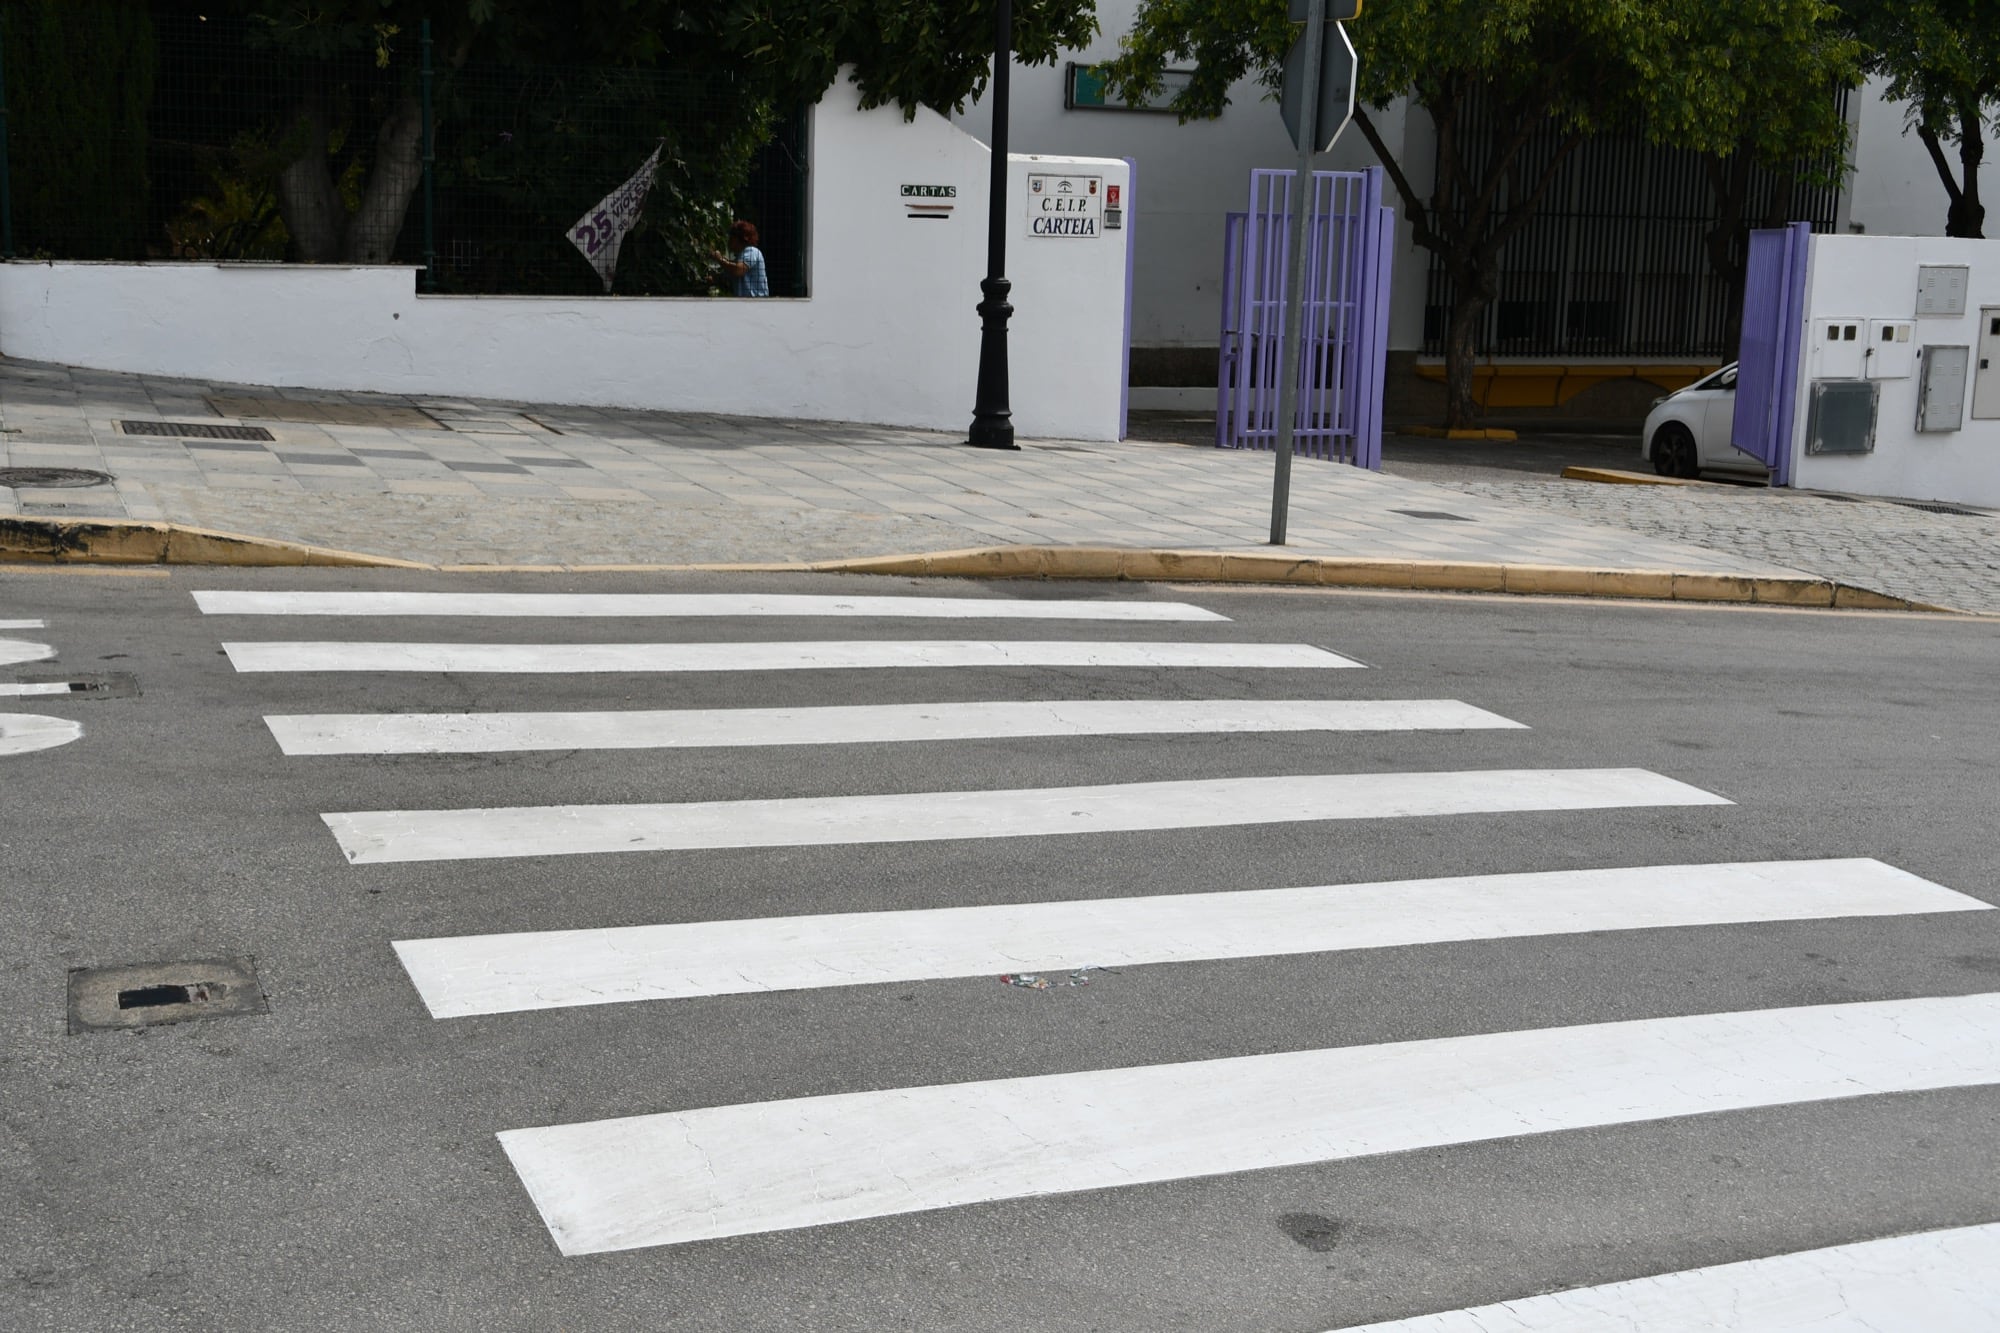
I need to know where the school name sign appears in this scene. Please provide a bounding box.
[1026,173,1104,238]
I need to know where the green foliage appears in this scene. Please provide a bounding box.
[1839,0,1998,235]
[1,0,157,259]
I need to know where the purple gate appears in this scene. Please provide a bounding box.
[1732,222,1811,487]
[1216,166,1393,467]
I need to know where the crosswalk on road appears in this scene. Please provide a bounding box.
[198,583,2000,1328]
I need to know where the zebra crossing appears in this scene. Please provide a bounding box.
[199,586,2000,1326]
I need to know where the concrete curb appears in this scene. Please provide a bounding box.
[1560,466,1711,487]
[0,517,426,569]
[0,519,1955,613]
[799,546,1956,612]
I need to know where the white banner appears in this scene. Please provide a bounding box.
[568,144,662,293]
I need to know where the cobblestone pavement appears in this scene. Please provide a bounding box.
[1425,476,2000,615]
[0,360,1812,579]
[22,357,2000,612]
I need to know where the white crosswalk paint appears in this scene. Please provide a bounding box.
[225,639,1361,674]
[1326,1222,2000,1331]
[192,590,1229,622]
[269,698,1523,756]
[499,991,2000,1255]
[0,619,44,629]
[326,767,1730,865]
[0,682,71,697]
[395,859,1985,1018]
[0,713,82,755]
[0,638,54,667]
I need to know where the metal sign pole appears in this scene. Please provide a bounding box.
[1269,0,1326,545]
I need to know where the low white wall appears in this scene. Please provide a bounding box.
[1790,235,2000,506]
[0,87,1131,441]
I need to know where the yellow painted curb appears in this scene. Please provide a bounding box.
[1561,466,1705,486]
[0,517,425,569]
[1401,426,1521,441]
[795,547,1951,613]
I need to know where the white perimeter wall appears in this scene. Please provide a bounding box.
[0,85,1131,440]
[1791,234,2000,505]
[954,0,1417,354]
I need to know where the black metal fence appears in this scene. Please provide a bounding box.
[1421,98,1845,361]
[0,6,809,298]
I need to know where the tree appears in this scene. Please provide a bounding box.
[1102,0,1855,428]
[1,1,155,259]
[192,0,1096,266]
[1842,0,1998,237]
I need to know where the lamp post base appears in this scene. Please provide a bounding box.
[968,275,1020,450]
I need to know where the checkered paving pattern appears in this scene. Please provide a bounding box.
[0,359,1875,583]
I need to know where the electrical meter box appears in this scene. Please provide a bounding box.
[1807,379,1878,453]
[1917,266,1970,317]
[1866,320,1916,378]
[1917,345,1971,432]
[1815,317,1866,378]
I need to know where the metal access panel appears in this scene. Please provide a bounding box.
[1973,310,2000,418]
[1866,320,1917,379]
[1814,316,1866,378]
[1919,345,1972,432]
[1917,266,1970,317]
[1806,379,1879,454]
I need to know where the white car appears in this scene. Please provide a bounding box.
[1641,363,1769,480]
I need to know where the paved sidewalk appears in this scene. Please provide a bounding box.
[1,358,1990,610]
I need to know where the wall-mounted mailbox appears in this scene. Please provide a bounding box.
[1866,320,1916,378]
[1917,265,1970,317]
[1807,379,1879,453]
[1917,345,1971,432]
[1816,317,1866,378]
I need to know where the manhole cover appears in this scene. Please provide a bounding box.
[1391,509,1474,522]
[120,420,275,441]
[68,957,268,1032]
[0,467,113,489]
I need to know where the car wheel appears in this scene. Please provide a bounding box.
[1651,423,1700,479]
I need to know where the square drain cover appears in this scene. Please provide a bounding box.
[68,957,267,1033]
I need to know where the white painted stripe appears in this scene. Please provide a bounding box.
[0,619,44,630]
[0,638,54,668]
[226,640,1360,675]
[270,698,1523,756]
[1328,1222,2000,1331]
[0,682,71,697]
[0,713,82,755]
[192,591,1228,622]
[499,991,2000,1254]
[396,859,1985,1018]
[326,768,1728,865]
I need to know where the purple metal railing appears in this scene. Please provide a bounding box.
[1216,165,1392,468]
[1732,222,1810,487]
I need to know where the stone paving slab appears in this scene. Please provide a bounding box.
[0,358,1965,601]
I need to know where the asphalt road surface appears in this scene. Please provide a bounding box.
[5,567,2000,1332]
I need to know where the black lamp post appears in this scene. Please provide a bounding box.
[967,0,1020,450]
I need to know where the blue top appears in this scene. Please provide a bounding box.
[734,246,769,298]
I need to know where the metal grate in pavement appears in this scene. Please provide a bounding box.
[121,420,274,441]
[1894,501,1988,518]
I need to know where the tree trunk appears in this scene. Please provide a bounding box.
[344,93,426,264]
[275,101,346,264]
[1442,285,1490,430]
[1952,107,1986,239]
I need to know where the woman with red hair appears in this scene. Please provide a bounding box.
[712,220,770,297]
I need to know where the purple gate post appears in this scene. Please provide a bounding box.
[1215,166,1391,467]
[1732,222,1811,488]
